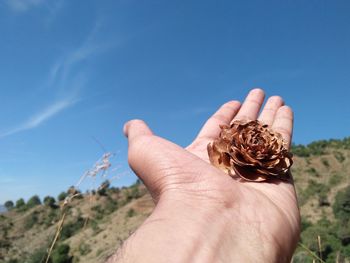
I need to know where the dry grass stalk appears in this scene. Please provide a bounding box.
[44,213,67,263]
[298,242,326,263]
[317,235,322,261]
[44,152,115,262]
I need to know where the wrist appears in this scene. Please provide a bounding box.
[112,196,287,263]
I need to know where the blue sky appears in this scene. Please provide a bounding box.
[0,0,350,204]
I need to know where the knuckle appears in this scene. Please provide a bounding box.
[269,95,284,104]
[223,100,240,109]
[274,126,291,137]
[235,114,251,120]
[279,105,293,115]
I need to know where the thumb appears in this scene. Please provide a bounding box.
[123,119,181,200]
[124,119,154,139]
[124,119,207,202]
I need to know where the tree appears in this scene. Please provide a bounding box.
[27,247,47,263]
[27,195,41,208]
[51,243,72,263]
[4,200,14,210]
[44,196,56,208]
[67,186,83,199]
[127,208,136,218]
[333,186,350,222]
[97,180,110,196]
[58,192,68,201]
[60,217,85,240]
[15,198,25,209]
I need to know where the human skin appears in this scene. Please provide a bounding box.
[107,89,301,263]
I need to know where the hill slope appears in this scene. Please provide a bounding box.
[1,137,350,262]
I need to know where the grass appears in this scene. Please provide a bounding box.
[298,242,326,263]
[44,152,115,262]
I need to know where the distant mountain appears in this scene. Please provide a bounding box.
[0,205,6,213]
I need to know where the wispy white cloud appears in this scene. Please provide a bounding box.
[48,20,114,91]
[0,19,111,139]
[5,0,65,24]
[5,0,44,12]
[0,98,76,138]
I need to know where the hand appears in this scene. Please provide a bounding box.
[110,89,300,263]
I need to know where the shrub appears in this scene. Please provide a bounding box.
[27,246,47,263]
[301,217,312,231]
[300,217,339,262]
[4,200,14,211]
[91,197,118,220]
[58,192,68,202]
[308,140,328,155]
[299,180,329,205]
[44,209,60,227]
[337,221,350,246]
[78,242,91,255]
[292,251,312,263]
[130,186,141,199]
[51,243,72,263]
[334,151,345,163]
[44,196,57,208]
[108,187,120,194]
[67,186,82,199]
[27,195,41,208]
[60,217,85,240]
[89,219,101,235]
[127,208,135,218]
[319,195,330,207]
[329,173,343,187]
[7,259,19,263]
[105,197,118,214]
[292,144,310,157]
[321,158,330,167]
[97,180,110,196]
[91,205,104,220]
[15,198,25,209]
[333,186,350,223]
[306,167,318,177]
[24,211,39,230]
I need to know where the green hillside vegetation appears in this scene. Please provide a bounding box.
[1,137,350,262]
[291,137,350,262]
[0,181,153,263]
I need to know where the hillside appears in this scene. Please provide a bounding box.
[0,183,153,263]
[1,137,350,262]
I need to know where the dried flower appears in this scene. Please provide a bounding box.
[207,120,293,182]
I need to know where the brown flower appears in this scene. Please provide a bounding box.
[207,120,293,182]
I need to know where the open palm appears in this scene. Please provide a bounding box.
[122,89,300,263]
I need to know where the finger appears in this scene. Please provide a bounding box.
[195,100,241,141]
[271,106,294,149]
[124,119,153,139]
[234,88,265,121]
[258,96,284,126]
